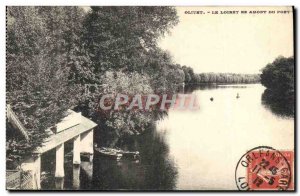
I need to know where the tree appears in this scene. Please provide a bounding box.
[82,6,178,73]
[182,66,191,84]
[91,71,155,147]
[79,6,180,147]
[261,56,294,93]
[6,7,87,162]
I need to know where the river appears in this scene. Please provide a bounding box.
[41,84,294,190]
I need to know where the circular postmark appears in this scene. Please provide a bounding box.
[235,146,292,191]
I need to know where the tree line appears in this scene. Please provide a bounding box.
[182,66,260,84]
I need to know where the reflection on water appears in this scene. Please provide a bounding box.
[157,84,293,190]
[90,126,178,190]
[41,84,294,190]
[41,124,177,190]
[184,83,248,93]
[261,89,294,117]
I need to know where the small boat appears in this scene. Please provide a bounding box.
[122,151,140,160]
[236,93,240,99]
[95,147,123,161]
[210,97,214,101]
[94,147,140,161]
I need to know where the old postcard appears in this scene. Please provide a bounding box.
[6,6,295,191]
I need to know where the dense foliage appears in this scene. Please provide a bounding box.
[89,72,155,146]
[6,7,89,161]
[6,6,181,161]
[260,56,294,116]
[261,56,294,93]
[81,7,184,93]
[82,7,179,73]
[80,7,182,146]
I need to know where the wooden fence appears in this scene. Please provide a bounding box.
[6,170,35,190]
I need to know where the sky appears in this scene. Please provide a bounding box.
[159,7,294,74]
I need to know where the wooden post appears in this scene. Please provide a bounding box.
[19,169,22,189]
[35,155,41,189]
[73,165,80,189]
[55,178,64,190]
[73,135,81,165]
[80,129,94,162]
[55,144,65,178]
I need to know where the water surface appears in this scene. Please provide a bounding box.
[41,84,294,190]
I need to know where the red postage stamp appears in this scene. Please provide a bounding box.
[235,146,293,191]
[247,149,294,190]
